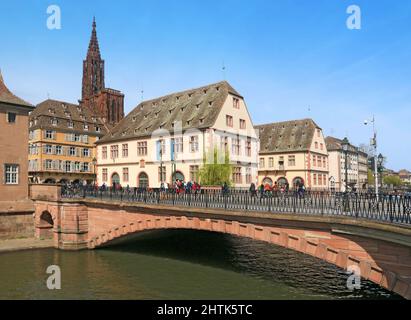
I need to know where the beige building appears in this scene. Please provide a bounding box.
[96,81,259,188]
[325,136,367,192]
[256,119,329,190]
[398,170,411,185]
[28,100,107,184]
[0,71,34,211]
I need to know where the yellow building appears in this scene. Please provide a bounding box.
[28,99,107,184]
[256,119,329,190]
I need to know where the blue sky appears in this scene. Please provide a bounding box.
[0,0,410,170]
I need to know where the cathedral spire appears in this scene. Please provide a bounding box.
[82,17,105,100]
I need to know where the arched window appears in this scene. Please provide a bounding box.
[138,172,149,188]
[111,173,120,185]
[277,177,288,187]
[172,171,185,182]
[293,177,305,189]
[262,177,273,186]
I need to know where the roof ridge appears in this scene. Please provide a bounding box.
[255,118,317,128]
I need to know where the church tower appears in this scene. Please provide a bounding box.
[82,18,105,100]
[80,18,124,127]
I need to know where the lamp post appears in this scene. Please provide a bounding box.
[341,137,350,193]
[341,137,350,213]
[92,157,97,187]
[378,153,384,191]
[364,116,379,199]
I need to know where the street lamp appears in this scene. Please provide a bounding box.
[341,137,350,193]
[378,153,384,190]
[364,116,379,199]
[92,157,97,187]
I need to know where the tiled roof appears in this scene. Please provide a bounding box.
[255,119,320,154]
[98,81,241,143]
[325,136,358,153]
[29,99,107,135]
[0,71,33,108]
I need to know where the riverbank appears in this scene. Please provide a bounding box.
[0,238,53,253]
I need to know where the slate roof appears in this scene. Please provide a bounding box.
[0,71,33,108]
[325,136,357,153]
[255,119,320,154]
[98,81,242,144]
[29,99,107,136]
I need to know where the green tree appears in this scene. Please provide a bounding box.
[199,148,232,186]
[383,175,403,187]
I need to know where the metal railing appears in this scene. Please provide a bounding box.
[61,186,411,225]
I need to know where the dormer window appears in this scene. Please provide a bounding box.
[132,116,137,122]
[51,118,58,126]
[208,101,212,106]
[68,121,74,128]
[233,97,240,109]
[95,126,101,132]
[84,123,89,131]
[203,89,208,94]
[29,121,33,127]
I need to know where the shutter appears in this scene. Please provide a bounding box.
[156,141,161,161]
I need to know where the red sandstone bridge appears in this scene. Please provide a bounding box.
[30,185,411,299]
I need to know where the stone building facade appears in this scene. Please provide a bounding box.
[0,71,35,238]
[256,119,329,190]
[96,81,259,188]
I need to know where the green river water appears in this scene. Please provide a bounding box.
[0,230,401,300]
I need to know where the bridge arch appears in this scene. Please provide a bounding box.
[37,210,55,239]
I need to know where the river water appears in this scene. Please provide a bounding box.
[0,230,401,300]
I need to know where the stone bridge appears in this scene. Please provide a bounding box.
[31,185,411,299]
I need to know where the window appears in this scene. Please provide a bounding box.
[189,136,199,152]
[319,174,323,186]
[5,164,19,184]
[246,138,252,157]
[174,138,183,153]
[138,141,148,156]
[245,168,252,184]
[83,148,90,157]
[317,129,321,138]
[74,134,81,142]
[323,157,326,168]
[110,145,119,159]
[102,168,108,182]
[45,130,55,140]
[68,147,76,157]
[240,119,246,129]
[44,145,53,154]
[226,115,233,127]
[233,97,240,109]
[190,165,199,182]
[221,136,229,153]
[232,167,242,184]
[82,135,89,144]
[56,146,63,155]
[123,168,129,182]
[140,159,145,168]
[102,146,107,159]
[68,121,74,128]
[313,155,317,167]
[313,174,317,185]
[269,157,274,168]
[320,143,324,151]
[232,137,240,155]
[122,144,128,158]
[7,112,16,123]
[84,123,89,131]
[158,166,166,183]
[51,118,58,126]
[288,155,296,167]
[259,158,265,168]
[315,142,318,149]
